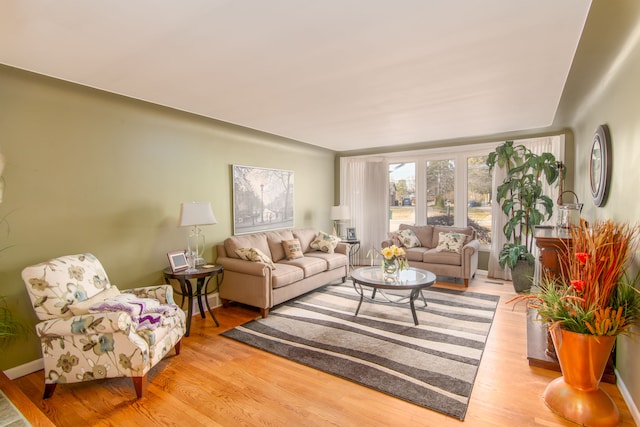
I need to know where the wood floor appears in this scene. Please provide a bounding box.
[11,272,637,426]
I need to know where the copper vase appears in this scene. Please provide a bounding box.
[543,326,620,426]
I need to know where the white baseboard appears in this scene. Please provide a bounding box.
[3,358,43,380]
[616,369,640,425]
[188,292,220,316]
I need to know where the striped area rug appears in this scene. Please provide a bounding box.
[221,282,499,420]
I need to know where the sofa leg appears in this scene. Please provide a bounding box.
[222,298,230,308]
[464,278,469,287]
[260,308,269,318]
[43,383,57,399]
[175,338,182,355]
[132,374,147,399]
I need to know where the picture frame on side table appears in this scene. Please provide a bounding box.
[167,250,189,273]
[346,227,357,240]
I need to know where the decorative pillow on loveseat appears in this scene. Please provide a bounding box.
[435,232,467,254]
[236,247,276,269]
[397,229,421,248]
[310,231,341,253]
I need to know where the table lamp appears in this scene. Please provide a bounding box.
[179,201,217,267]
[330,205,350,238]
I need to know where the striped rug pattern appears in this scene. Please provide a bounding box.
[222,282,499,420]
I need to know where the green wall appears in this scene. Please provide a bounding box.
[567,0,640,407]
[0,64,336,370]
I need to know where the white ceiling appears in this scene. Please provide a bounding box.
[0,1,591,152]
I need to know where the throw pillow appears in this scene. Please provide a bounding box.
[235,247,276,269]
[387,231,404,247]
[310,231,340,253]
[435,232,466,254]
[68,285,121,315]
[397,229,421,248]
[282,239,304,260]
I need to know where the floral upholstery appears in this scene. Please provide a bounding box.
[21,253,186,398]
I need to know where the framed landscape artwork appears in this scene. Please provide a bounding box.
[232,165,294,235]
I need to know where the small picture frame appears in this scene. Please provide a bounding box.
[167,250,189,272]
[346,227,357,240]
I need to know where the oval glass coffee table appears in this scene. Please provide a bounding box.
[351,266,436,325]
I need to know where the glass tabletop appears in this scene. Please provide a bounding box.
[351,266,436,289]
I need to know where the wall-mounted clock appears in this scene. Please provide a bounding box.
[590,124,611,207]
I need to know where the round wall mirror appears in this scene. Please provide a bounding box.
[590,124,611,207]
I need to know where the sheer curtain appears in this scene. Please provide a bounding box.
[487,135,565,280]
[340,157,388,265]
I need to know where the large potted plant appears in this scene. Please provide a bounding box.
[511,219,640,425]
[486,140,560,292]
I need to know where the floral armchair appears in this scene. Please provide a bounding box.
[21,253,186,399]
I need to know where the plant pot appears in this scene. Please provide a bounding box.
[543,327,619,426]
[511,258,534,293]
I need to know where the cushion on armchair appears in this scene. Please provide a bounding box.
[68,285,121,315]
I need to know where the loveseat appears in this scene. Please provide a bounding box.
[216,228,349,317]
[382,224,480,286]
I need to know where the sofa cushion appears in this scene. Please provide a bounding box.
[271,264,305,289]
[435,232,467,254]
[306,251,349,270]
[310,231,341,253]
[399,224,434,249]
[422,248,462,266]
[235,247,276,269]
[431,226,474,248]
[293,228,318,253]
[266,230,295,262]
[397,229,421,248]
[280,256,327,277]
[404,247,428,262]
[282,239,304,260]
[225,234,271,260]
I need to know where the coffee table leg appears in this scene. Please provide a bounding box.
[354,282,364,316]
[410,289,419,325]
[420,289,428,307]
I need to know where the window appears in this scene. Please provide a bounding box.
[426,159,455,226]
[467,156,492,245]
[382,144,498,247]
[389,162,415,232]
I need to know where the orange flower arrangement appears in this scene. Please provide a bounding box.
[512,218,640,336]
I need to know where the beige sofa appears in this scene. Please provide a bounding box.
[216,228,349,317]
[382,224,480,287]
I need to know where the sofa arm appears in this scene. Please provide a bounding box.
[35,311,134,337]
[124,284,176,305]
[381,239,392,248]
[462,239,480,256]
[335,242,351,256]
[216,256,271,277]
[462,239,480,282]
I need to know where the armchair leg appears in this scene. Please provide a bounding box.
[132,374,147,399]
[43,383,57,399]
[260,308,269,318]
[175,338,182,355]
[464,278,469,287]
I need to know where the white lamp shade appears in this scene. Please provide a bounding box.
[179,202,217,227]
[330,205,350,220]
